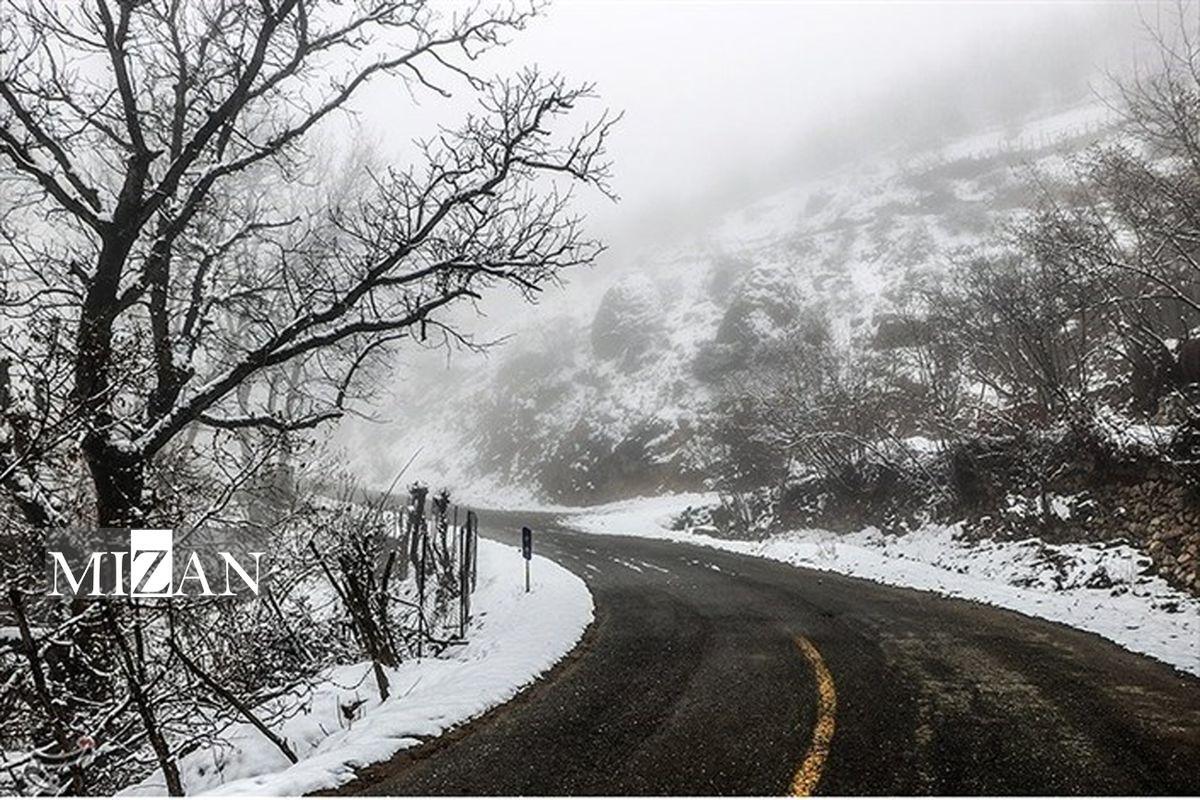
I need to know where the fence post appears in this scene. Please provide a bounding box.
[417,514,428,660]
[469,510,479,592]
[397,507,409,581]
[458,520,467,639]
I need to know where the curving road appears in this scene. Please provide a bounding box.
[340,511,1200,796]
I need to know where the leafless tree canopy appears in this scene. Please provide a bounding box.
[0,0,616,529]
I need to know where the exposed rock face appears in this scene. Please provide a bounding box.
[590,275,663,365]
[713,265,802,349]
[693,264,804,381]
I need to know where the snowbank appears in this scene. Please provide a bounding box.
[564,494,1200,677]
[124,540,592,796]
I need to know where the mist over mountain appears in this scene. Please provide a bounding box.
[337,4,1139,502]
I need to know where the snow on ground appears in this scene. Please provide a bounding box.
[1093,406,1178,455]
[123,540,592,797]
[563,494,1200,677]
[936,101,1113,162]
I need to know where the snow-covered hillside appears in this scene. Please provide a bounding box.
[377,102,1118,504]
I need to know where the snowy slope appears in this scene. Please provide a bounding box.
[373,101,1118,504]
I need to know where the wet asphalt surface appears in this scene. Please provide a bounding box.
[340,511,1200,795]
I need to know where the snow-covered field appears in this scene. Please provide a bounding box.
[123,540,592,797]
[564,494,1200,677]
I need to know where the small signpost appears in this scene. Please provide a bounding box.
[521,526,533,592]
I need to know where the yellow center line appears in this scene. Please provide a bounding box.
[791,635,837,796]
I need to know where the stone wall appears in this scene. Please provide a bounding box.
[963,476,1200,596]
[1113,480,1200,595]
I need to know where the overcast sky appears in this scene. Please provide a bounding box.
[352,1,1134,251]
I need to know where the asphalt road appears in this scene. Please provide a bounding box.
[342,511,1200,796]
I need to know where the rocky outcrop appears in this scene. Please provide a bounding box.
[590,275,663,366]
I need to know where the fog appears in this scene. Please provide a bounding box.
[334,0,1147,481]
[353,1,1138,257]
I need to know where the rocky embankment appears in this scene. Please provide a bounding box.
[1115,480,1200,595]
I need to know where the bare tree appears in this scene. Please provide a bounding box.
[0,0,616,530]
[0,4,614,793]
[930,249,1103,423]
[999,3,1200,419]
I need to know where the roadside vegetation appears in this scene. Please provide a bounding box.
[0,0,611,794]
[700,11,1200,597]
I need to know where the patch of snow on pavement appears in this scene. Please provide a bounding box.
[563,494,1200,677]
[124,540,591,797]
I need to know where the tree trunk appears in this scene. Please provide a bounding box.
[86,444,145,528]
[9,588,86,794]
[102,603,184,796]
[76,232,145,530]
